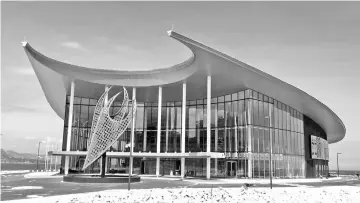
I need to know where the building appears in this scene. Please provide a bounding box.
[22,30,345,179]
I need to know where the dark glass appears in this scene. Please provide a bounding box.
[218,129,225,152]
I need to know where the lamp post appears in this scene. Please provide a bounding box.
[337,153,341,177]
[265,115,273,189]
[37,142,42,171]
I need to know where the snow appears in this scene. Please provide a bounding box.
[0,170,30,175]
[2,186,360,203]
[11,186,43,190]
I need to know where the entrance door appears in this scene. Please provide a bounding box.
[226,161,237,177]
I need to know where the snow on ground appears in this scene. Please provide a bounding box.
[10,186,44,190]
[23,171,59,178]
[2,186,360,203]
[0,170,30,175]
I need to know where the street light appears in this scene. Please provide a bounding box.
[37,142,42,171]
[337,153,342,177]
[265,115,273,189]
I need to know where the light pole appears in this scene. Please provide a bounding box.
[37,142,42,171]
[337,153,341,177]
[265,114,273,189]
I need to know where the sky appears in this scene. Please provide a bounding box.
[1,1,360,170]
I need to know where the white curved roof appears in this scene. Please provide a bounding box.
[22,30,345,144]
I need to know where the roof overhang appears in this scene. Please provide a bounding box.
[22,30,346,144]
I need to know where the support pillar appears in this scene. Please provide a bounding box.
[101,85,110,176]
[206,76,211,180]
[130,87,136,176]
[181,83,186,179]
[215,105,218,176]
[156,86,162,177]
[247,100,253,178]
[65,80,75,175]
[165,106,169,152]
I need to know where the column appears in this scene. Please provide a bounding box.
[206,76,211,180]
[65,80,75,175]
[165,106,169,152]
[214,105,218,176]
[130,87,136,176]
[247,100,253,178]
[156,86,162,177]
[181,83,186,179]
[103,85,110,174]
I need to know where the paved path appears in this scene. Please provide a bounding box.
[1,174,359,201]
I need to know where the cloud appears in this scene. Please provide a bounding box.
[61,41,88,51]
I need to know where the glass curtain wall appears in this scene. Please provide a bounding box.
[62,88,306,178]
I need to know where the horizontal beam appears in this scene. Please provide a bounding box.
[48,151,226,158]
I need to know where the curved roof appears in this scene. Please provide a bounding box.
[22,30,345,144]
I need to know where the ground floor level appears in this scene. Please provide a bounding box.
[61,153,320,178]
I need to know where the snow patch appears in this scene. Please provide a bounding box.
[11,186,43,190]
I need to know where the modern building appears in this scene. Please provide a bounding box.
[22,30,345,179]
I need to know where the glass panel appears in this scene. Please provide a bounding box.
[245,89,252,99]
[225,102,232,127]
[225,94,231,102]
[238,91,245,100]
[253,100,258,126]
[218,103,225,128]
[81,98,89,105]
[211,104,216,127]
[196,105,204,129]
[259,101,264,127]
[218,96,224,103]
[259,128,264,153]
[232,93,238,101]
[218,129,225,153]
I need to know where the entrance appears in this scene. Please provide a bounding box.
[226,161,237,177]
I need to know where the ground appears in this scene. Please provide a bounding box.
[1,172,360,202]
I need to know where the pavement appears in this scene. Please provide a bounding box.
[1,172,360,201]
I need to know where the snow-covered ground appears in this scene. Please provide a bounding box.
[2,186,360,203]
[0,170,30,175]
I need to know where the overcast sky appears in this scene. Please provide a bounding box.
[2,1,360,170]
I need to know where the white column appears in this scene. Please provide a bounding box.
[165,106,169,152]
[65,80,75,175]
[247,100,253,178]
[130,87,136,176]
[214,105,218,176]
[102,85,110,174]
[206,76,211,180]
[156,86,162,177]
[181,83,186,178]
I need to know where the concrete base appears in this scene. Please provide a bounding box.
[63,174,141,183]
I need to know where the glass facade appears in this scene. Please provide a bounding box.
[61,88,321,178]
